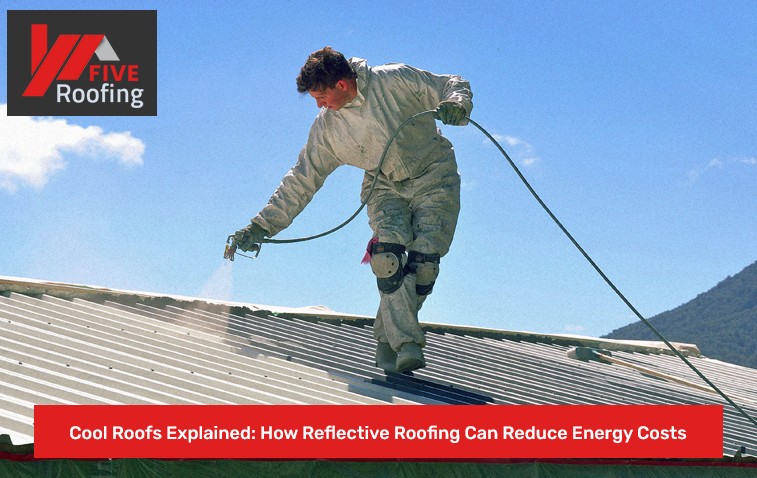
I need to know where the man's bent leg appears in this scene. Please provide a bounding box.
[375,272,426,348]
[372,272,426,373]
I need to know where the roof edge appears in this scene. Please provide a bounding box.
[0,275,369,321]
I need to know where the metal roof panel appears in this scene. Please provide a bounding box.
[1,277,756,458]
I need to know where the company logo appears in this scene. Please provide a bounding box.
[7,10,157,116]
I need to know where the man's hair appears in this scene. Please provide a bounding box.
[296,46,356,93]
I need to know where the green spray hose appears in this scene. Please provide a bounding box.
[228,109,757,429]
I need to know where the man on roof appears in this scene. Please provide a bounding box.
[233,46,472,374]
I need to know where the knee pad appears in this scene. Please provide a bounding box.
[370,242,406,293]
[407,251,440,296]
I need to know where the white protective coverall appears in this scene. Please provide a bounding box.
[250,58,473,353]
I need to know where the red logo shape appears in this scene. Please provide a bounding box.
[23,24,118,97]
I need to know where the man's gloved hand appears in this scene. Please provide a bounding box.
[435,100,467,126]
[233,222,269,252]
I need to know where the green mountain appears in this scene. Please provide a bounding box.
[603,260,757,368]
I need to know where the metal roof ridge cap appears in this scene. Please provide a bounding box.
[0,275,210,304]
[593,337,701,356]
[0,276,373,321]
[419,321,701,357]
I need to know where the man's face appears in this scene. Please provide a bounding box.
[308,79,353,111]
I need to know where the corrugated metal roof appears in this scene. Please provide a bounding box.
[1,276,756,458]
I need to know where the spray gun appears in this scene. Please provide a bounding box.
[223,235,261,261]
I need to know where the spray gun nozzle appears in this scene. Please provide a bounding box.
[223,235,237,261]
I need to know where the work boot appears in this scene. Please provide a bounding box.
[375,341,397,372]
[396,342,425,373]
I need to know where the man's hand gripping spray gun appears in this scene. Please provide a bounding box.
[223,235,261,261]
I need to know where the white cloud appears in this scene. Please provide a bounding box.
[562,324,586,334]
[687,155,755,183]
[503,135,522,147]
[491,134,540,167]
[0,104,145,193]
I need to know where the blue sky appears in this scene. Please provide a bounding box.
[2,1,755,339]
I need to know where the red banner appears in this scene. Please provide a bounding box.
[34,404,723,459]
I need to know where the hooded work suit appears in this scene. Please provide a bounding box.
[250,57,473,362]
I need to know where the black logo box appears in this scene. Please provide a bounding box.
[7,10,157,116]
